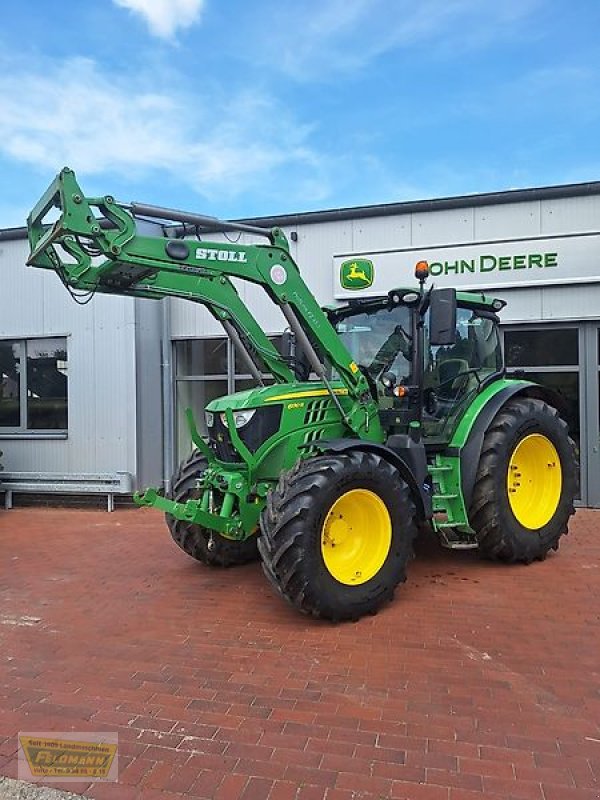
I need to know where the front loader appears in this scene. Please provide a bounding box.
[26,168,578,620]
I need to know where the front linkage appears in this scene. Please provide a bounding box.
[135,409,266,540]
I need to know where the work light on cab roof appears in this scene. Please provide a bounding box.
[414,260,430,282]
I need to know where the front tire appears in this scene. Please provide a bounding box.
[166,450,259,567]
[258,451,418,621]
[469,397,577,563]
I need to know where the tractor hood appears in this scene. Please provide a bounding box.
[206,381,350,412]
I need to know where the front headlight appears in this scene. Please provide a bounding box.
[220,409,257,429]
[205,411,214,428]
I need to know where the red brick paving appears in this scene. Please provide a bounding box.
[0,506,599,800]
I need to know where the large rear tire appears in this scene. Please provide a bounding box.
[469,397,577,562]
[258,451,418,621]
[166,450,259,567]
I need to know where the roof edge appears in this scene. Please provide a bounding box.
[237,180,600,228]
[0,226,28,242]
[2,179,600,241]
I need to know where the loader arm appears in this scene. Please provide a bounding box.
[27,168,375,434]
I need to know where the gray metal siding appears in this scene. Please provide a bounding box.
[541,196,600,235]
[170,193,600,337]
[474,201,541,240]
[134,297,164,489]
[0,239,138,478]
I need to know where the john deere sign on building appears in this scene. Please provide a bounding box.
[333,234,600,298]
[340,258,374,290]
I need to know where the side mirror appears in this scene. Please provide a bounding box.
[429,288,457,346]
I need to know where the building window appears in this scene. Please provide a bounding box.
[0,337,68,432]
[175,337,229,459]
[174,335,282,460]
[234,335,282,393]
[504,325,580,496]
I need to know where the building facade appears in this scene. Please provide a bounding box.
[1,181,599,504]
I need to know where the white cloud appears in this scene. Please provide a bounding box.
[112,0,205,39]
[248,0,541,79]
[0,56,326,206]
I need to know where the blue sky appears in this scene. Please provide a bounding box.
[0,0,599,227]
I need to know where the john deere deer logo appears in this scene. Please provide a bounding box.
[340,259,374,290]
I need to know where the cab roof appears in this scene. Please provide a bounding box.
[328,287,505,316]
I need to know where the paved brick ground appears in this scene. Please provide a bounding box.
[0,507,599,800]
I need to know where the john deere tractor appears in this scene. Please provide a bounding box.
[26,168,578,621]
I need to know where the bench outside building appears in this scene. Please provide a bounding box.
[0,472,133,512]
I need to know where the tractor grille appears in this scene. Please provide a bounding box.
[208,415,238,462]
[207,406,283,463]
[302,426,326,457]
[303,398,330,426]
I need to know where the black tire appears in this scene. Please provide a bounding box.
[165,450,259,567]
[469,397,577,563]
[258,451,418,621]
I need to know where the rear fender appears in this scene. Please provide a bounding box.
[459,381,567,508]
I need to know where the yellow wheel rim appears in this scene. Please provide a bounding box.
[321,489,392,585]
[507,434,562,529]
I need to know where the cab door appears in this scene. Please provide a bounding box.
[422,307,503,444]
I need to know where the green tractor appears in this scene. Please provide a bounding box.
[27,168,578,621]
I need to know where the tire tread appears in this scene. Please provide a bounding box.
[166,450,258,567]
[259,451,418,620]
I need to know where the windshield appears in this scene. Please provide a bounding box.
[334,305,413,383]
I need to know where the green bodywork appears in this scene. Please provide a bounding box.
[430,378,532,532]
[141,382,371,540]
[26,168,536,543]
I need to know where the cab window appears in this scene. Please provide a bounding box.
[427,309,501,386]
[424,307,502,439]
[334,305,413,386]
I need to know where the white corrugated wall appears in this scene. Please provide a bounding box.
[170,193,600,337]
[0,238,138,477]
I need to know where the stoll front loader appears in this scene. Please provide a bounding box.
[26,168,578,621]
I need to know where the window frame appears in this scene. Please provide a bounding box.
[173,333,283,459]
[0,335,69,438]
[503,325,579,369]
[502,322,583,502]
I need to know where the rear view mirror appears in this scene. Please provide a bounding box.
[429,288,457,345]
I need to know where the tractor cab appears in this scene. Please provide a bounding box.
[329,286,505,444]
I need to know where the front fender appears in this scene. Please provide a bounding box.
[309,438,432,521]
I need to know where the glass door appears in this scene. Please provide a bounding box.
[580,325,600,508]
[503,324,585,504]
